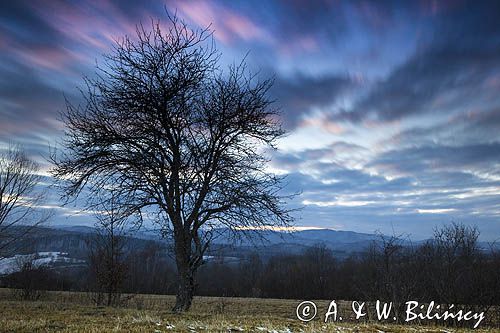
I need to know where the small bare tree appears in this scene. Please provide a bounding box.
[0,144,50,254]
[87,193,129,306]
[52,14,293,312]
[365,233,418,322]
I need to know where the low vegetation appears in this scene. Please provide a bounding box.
[0,289,499,332]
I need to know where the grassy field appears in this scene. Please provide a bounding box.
[0,289,498,332]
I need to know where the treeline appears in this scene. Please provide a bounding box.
[2,223,499,310]
[196,223,500,308]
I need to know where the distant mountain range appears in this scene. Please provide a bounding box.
[4,224,384,259]
[53,224,382,255]
[2,225,497,275]
[0,225,387,275]
[9,224,499,256]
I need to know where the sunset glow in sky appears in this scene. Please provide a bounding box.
[1,0,500,240]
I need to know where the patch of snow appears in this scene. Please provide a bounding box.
[0,252,85,275]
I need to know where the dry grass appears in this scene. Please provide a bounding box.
[0,289,498,332]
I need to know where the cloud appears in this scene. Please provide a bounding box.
[0,57,68,138]
[269,134,500,239]
[341,47,500,123]
[0,1,61,48]
[270,73,356,129]
[331,1,500,124]
[369,142,500,174]
[381,106,500,151]
[171,1,272,45]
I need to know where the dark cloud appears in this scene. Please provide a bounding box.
[0,58,62,105]
[369,142,500,175]
[270,73,354,128]
[0,57,67,140]
[332,1,500,123]
[0,1,61,48]
[346,48,500,122]
[382,106,500,150]
[255,0,347,44]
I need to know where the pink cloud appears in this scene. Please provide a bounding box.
[300,117,345,135]
[0,31,85,74]
[26,0,147,66]
[15,46,83,73]
[172,1,272,45]
[224,11,268,41]
[172,1,321,58]
[485,72,500,89]
[278,35,319,56]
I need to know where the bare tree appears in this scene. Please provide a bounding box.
[87,193,129,306]
[425,223,482,305]
[52,14,293,312]
[362,233,419,322]
[0,144,50,254]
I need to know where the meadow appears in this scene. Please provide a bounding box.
[0,289,499,332]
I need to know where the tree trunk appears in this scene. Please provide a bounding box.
[172,265,195,312]
[172,232,196,312]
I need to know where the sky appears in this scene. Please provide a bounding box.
[1,0,500,240]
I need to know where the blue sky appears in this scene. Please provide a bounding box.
[1,0,500,240]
